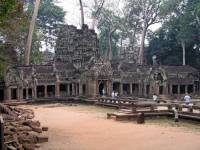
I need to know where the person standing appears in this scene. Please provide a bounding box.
[111,91,115,99]
[153,93,158,102]
[173,106,179,122]
[184,93,191,105]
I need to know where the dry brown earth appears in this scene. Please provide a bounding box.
[21,104,200,150]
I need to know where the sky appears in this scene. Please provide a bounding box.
[56,0,92,29]
[56,0,161,30]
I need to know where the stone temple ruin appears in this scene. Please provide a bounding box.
[0,24,200,101]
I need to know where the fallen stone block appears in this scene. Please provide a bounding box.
[37,136,48,143]
[42,127,48,131]
[31,127,42,133]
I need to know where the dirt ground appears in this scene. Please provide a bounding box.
[21,103,200,150]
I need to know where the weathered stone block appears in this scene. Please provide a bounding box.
[37,136,48,143]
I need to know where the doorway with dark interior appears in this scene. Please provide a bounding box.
[98,80,107,96]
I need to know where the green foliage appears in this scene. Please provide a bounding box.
[36,0,65,48]
[147,0,200,69]
[0,0,16,19]
[97,8,121,59]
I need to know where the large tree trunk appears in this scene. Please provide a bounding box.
[79,0,85,28]
[181,41,186,66]
[108,27,116,61]
[91,0,104,30]
[139,26,147,65]
[24,0,41,65]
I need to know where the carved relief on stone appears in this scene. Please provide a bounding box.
[5,67,23,86]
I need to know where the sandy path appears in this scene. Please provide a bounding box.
[22,104,200,150]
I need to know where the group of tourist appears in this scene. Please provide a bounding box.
[111,91,118,99]
[153,93,192,123]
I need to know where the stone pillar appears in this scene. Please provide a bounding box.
[79,82,82,96]
[32,86,37,100]
[178,85,180,95]
[120,83,123,96]
[67,84,70,96]
[130,83,133,95]
[17,87,22,101]
[55,82,60,98]
[4,87,11,101]
[45,85,48,98]
[143,84,147,97]
[185,85,188,93]
[72,83,75,96]
[163,84,168,95]
[138,82,142,97]
[26,88,29,99]
[76,83,79,96]
[170,85,173,95]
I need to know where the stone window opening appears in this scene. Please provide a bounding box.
[11,88,17,100]
[188,85,194,94]
[23,89,26,99]
[28,88,32,99]
[172,85,178,94]
[60,84,67,97]
[113,82,120,93]
[146,85,150,95]
[180,85,186,94]
[47,85,55,97]
[159,86,163,95]
[0,89,4,101]
[123,84,130,95]
[133,84,139,96]
[82,84,86,96]
[37,86,45,98]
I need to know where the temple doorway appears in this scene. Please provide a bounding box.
[98,80,108,96]
[0,89,4,101]
[37,86,45,98]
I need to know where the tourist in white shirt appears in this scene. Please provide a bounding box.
[184,93,191,105]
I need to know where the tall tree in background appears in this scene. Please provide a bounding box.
[147,0,200,69]
[97,8,121,60]
[0,0,25,79]
[79,0,85,28]
[91,0,105,29]
[125,0,171,65]
[24,0,41,65]
[23,0,65,65]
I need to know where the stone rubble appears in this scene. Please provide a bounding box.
[0,104,48,150]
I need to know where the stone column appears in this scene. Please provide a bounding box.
[32,86,37,100]
[67,84,70,96]
[138,82,142,97]
[55,82,60,98]
[185,85,188,94]
[76,83,79,96]
[45,85,48,98]
[26,88,29,99]
[178,85,180,95]
[79,82,82,96]
[120,82,123,96]
[130,83,133,95]
[163,84,168,95]
[170,85,173,95]
[143,84,147,97]
[72,83,75,96]
[4,87,11,101]
[17,87,21,101]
